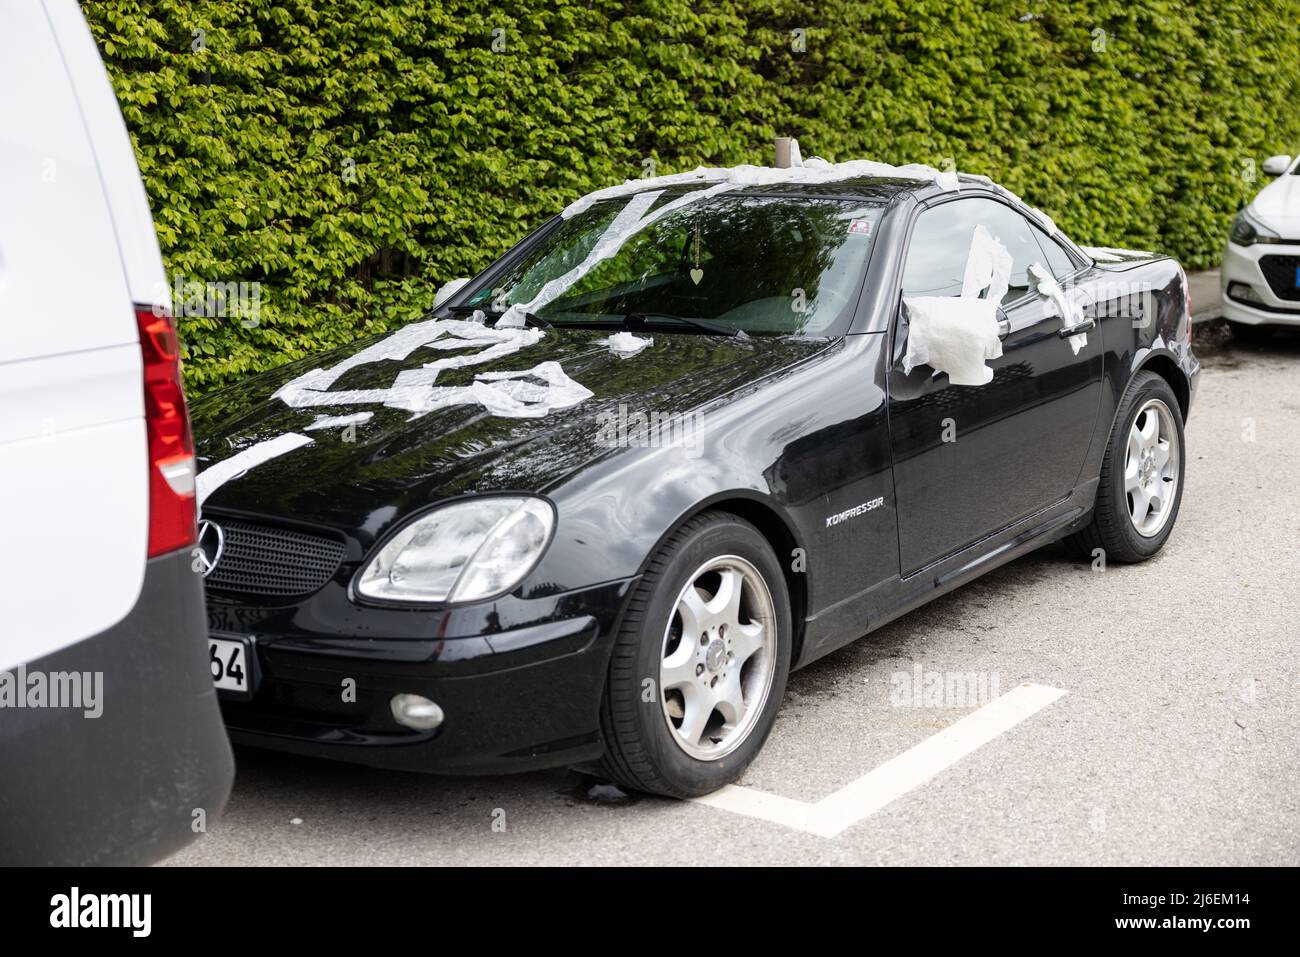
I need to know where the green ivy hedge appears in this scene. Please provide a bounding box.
[82,0,1300,394]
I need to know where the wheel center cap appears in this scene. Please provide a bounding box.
[705,637,726,673]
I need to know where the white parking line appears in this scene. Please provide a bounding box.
[691,682,1068,837]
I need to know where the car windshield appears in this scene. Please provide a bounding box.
[462,193,884,336]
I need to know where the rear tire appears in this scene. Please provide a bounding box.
[1067,371,1186,564]
[596,511,792,798]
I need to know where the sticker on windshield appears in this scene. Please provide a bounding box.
[847,219,873,236]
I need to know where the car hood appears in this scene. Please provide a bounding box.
[190,324,831,539]
[1250,173,1300,235]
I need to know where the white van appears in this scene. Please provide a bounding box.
[0,0,233,863]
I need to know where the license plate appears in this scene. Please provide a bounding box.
[209,634,256,699]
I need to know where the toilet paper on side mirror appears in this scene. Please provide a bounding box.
[902,296,1004,386]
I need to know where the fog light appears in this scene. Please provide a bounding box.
[390,693,444,731]
[1227,281,1264,305]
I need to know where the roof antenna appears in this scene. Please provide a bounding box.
[774,137,803,169]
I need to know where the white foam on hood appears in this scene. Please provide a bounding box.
[383,360,593,418]
[605,331,654,357]
[304,411,374,431]
[197,432,314,510]
[272,318,593,421]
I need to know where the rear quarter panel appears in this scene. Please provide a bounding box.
[1073,256,1195,486]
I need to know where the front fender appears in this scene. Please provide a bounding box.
[531,334,898,621]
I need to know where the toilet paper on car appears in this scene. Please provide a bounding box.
[1028,262,1087,355]
[196,432,314,510]
[902,296,1003,386]
[271,318,593,420]
[902,225,1010,386]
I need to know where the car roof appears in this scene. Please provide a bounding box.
[599,173,1005,207]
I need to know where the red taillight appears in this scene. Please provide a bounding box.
[136,307,197,557]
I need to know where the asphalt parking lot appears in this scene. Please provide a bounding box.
[169,325,1300,866]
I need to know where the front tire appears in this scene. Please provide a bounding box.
[1067,371,1186,563]
[597,511,792,798]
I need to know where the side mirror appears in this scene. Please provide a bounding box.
[433,276,471,308]
[1262,155,1292,177]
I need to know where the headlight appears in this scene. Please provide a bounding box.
[356,496,554,604]
[1230,209,1281,246]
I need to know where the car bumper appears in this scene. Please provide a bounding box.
[1221,239,1300,325]
[0,549,234,865]
[214,578,634,774]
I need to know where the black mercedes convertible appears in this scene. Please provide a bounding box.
[192,162,1199,797]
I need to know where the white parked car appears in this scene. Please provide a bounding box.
[1222,152,1300,338]
[0,0,232,863]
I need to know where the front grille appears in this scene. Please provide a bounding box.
[1259,254,1300,301]
[205,519,346,598]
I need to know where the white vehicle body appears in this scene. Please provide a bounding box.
[0,0,231,865]
[0,0,169,670]
[1221,153,1300,327]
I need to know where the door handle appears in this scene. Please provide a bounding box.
[1058,318,1096,339]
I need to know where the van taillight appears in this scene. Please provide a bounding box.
[136,307,197,557]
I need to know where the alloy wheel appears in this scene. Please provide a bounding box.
[1124,397,1180,538]
[658,555,777,760]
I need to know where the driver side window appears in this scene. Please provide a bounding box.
[901,198,1048,305]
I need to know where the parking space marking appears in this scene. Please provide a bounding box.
[691,682,1068,837]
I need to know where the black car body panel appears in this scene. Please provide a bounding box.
[192,177,1199,773]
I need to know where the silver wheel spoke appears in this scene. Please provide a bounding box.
[676,684,713,747]
[714,673,746,727]
[661,640,698,690]
[731,620,765,665]
[706,567,743,625]
[1138,410,1158,447]
[1125,456,1142,493]
[1153,438,1171,470]
[676,585,710,639]
[1130,485,1150,524]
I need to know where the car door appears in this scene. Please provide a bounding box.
[886,195,1103,575]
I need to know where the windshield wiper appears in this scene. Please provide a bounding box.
[623,312,742,337]
[444,303,552,329]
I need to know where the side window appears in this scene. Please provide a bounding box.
[1034,229,1077,281]
[901,198,1050,305]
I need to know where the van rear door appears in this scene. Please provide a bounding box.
[0,1,153,670]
